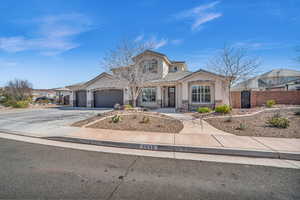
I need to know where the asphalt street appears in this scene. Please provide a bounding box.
[0,138,299,200]
[0,107,109,137]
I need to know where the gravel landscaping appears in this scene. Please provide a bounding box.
[205,108,300,138]
[87,114,183,133]
[191,104,299,118]
[72,110,184,133]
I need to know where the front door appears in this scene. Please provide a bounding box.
[168,87,176,107]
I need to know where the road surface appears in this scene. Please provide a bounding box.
[0,138,299,199]
[0,107,110,137]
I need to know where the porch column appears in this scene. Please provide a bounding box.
[156,86,162,107]
[123,88,130,105]
[181,82,189,111]
[214,80,224,106]
[87,90,93,108]
[70,91,75,107]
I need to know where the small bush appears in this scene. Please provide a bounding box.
[12,100,30,108]
[215,105,231,114]
[236,123,246,130]
[266,100,276,108]
[123,104,133,110]
[2,99,15,107]
[111,115,122,123]
[196,107,212,113]
[140,116,150,124]
[36,99,50,104]
[267,115,289,128]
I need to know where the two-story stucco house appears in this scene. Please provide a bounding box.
[68,50,230,111]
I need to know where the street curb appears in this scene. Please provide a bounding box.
[45,136,300,161]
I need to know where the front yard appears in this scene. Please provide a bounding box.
[73,110,184,133]
[205,108,300,138]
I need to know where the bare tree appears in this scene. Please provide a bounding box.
[101,39,155,107]
[207,45,261,105]
[4,79,33,101]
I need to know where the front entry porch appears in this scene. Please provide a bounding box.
[161,86,176,108]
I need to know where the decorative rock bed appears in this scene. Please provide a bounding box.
[72,109,184,133]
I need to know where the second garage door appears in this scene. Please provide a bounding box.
[75,91,87,107]
[94,89,123,108]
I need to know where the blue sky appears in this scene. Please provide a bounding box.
[0,0,299,89]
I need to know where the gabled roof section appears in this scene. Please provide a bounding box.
[133,50,184,65]
[179,69,226,82]
[82,72,113,88]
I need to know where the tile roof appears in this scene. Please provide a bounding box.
[148,71,193,83]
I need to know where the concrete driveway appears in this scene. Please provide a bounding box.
[0,107,111,137]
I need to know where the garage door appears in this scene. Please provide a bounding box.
[75,91,87,107]
[94,89,123,108]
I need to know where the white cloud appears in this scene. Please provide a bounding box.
[175,1,222,31]
[232,41,285,50]
[134,34,144,42]
[170,39,183,45]
[0,13,92,55]
[134,35,183,49]
[146,36,168,49]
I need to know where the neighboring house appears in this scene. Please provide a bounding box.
[265,79,300,91]
[232,69,300,91]
[54,87,72,105]
[67,50,230,110]
[32,89,56,101]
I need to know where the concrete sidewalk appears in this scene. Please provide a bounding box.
[52,127,300,160]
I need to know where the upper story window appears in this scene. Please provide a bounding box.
[141,59,158,73]
[191,85,211,103]
[169,65,178,72]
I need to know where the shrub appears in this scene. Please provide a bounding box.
[267,115,289,128]
[36,99,50,104]
[123,104,133,110]
[266,100,276,108]
[196,107,212,113]
[236,123,246,130]
[12,100,30,108]
[111,115,122,123]
[2,99,15,107]
[140,116,150,123]
[215,105,231,114]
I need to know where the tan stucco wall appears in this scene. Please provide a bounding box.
[180,72,230,107]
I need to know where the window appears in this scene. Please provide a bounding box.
[191,85,211,103]
[141,59,158,73]
[150,59,158,73]
[142,88,156,102]
[169,66,178,72]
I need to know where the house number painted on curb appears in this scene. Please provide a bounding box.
[140,144,158,150]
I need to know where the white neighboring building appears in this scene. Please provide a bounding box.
[232,69,300,91]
